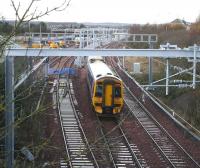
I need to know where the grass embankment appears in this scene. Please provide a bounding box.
[131,67,200,131]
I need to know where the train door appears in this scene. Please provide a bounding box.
[105,84,113,106]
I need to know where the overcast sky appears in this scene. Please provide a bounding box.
[0,0,200,24]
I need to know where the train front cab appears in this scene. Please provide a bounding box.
[93,78,123,116]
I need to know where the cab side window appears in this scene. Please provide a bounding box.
[114,87,121,97]
[95,85,103,97]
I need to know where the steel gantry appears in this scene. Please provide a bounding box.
[24,28,128,47]
[6,48,200,57]
[24,28,159,49]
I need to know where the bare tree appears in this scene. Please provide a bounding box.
[0,0,71,56]
[0,0,71,167]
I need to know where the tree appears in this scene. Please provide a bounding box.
[0,0,71,167]
[189,13,200,44]
[0,0,71,57]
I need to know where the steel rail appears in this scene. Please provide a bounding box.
[56,57,74,168]
[123,89,177,168]
[49,57,63,67]
[67,74,99,168]
[96,115,146,168]
[96,117,117,168]
[124,84,200,167]
[92,70,143,168]
[117,57,200,140]
[117,121,143,168]
[112,58,200,168]
[56,57,99,167]
[56,83,72,168]
[108,57,160,168]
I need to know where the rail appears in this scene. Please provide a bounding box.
[67,77,99,168]
[124,83,200,167]
[118,59,200,140]
[109,57,168,167]
[113,57,200,167]
[56,57,98,167]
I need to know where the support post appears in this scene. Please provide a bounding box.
[79,30,82,49]
[122,56,125,68]
[82,30,84,48]
[166,58,169,95]
[122,46,126,68]
[78,30,83,67]
[193,44,197,89]
[87,29,89,47]
[148,57,152,85]
[45,57,49,79]
[47,33,50,41]
[5,56,15,168]
[64,30,66,43]
[148,42,153,86]
[110,29,112,42]
[93,29,95,49]
[39,22,42,47]
[106,29,108,43]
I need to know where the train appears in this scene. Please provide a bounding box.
[87,56,123,116]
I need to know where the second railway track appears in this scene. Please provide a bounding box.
[57,78,98,168]
[53,57,98,167]
[97,117,148,168]
[108,57,200,168]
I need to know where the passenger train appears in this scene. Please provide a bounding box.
[87,56,123,116]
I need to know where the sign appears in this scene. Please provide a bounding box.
[48,68,75,75]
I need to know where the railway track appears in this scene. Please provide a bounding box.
[124,88,200,167]
[109,57,200,168]
[49,57,64,68]
[72,57,167,167]
[97,117,147,168]
[55,57,98,168]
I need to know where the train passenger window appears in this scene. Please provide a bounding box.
[114,87,121,97]
[95,85,103,97]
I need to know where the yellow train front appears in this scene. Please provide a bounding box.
[87,56,123,116]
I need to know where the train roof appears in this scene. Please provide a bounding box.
[88,56,104,63]
[88,57,121,81]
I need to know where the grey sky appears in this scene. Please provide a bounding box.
[0,0,200,23]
